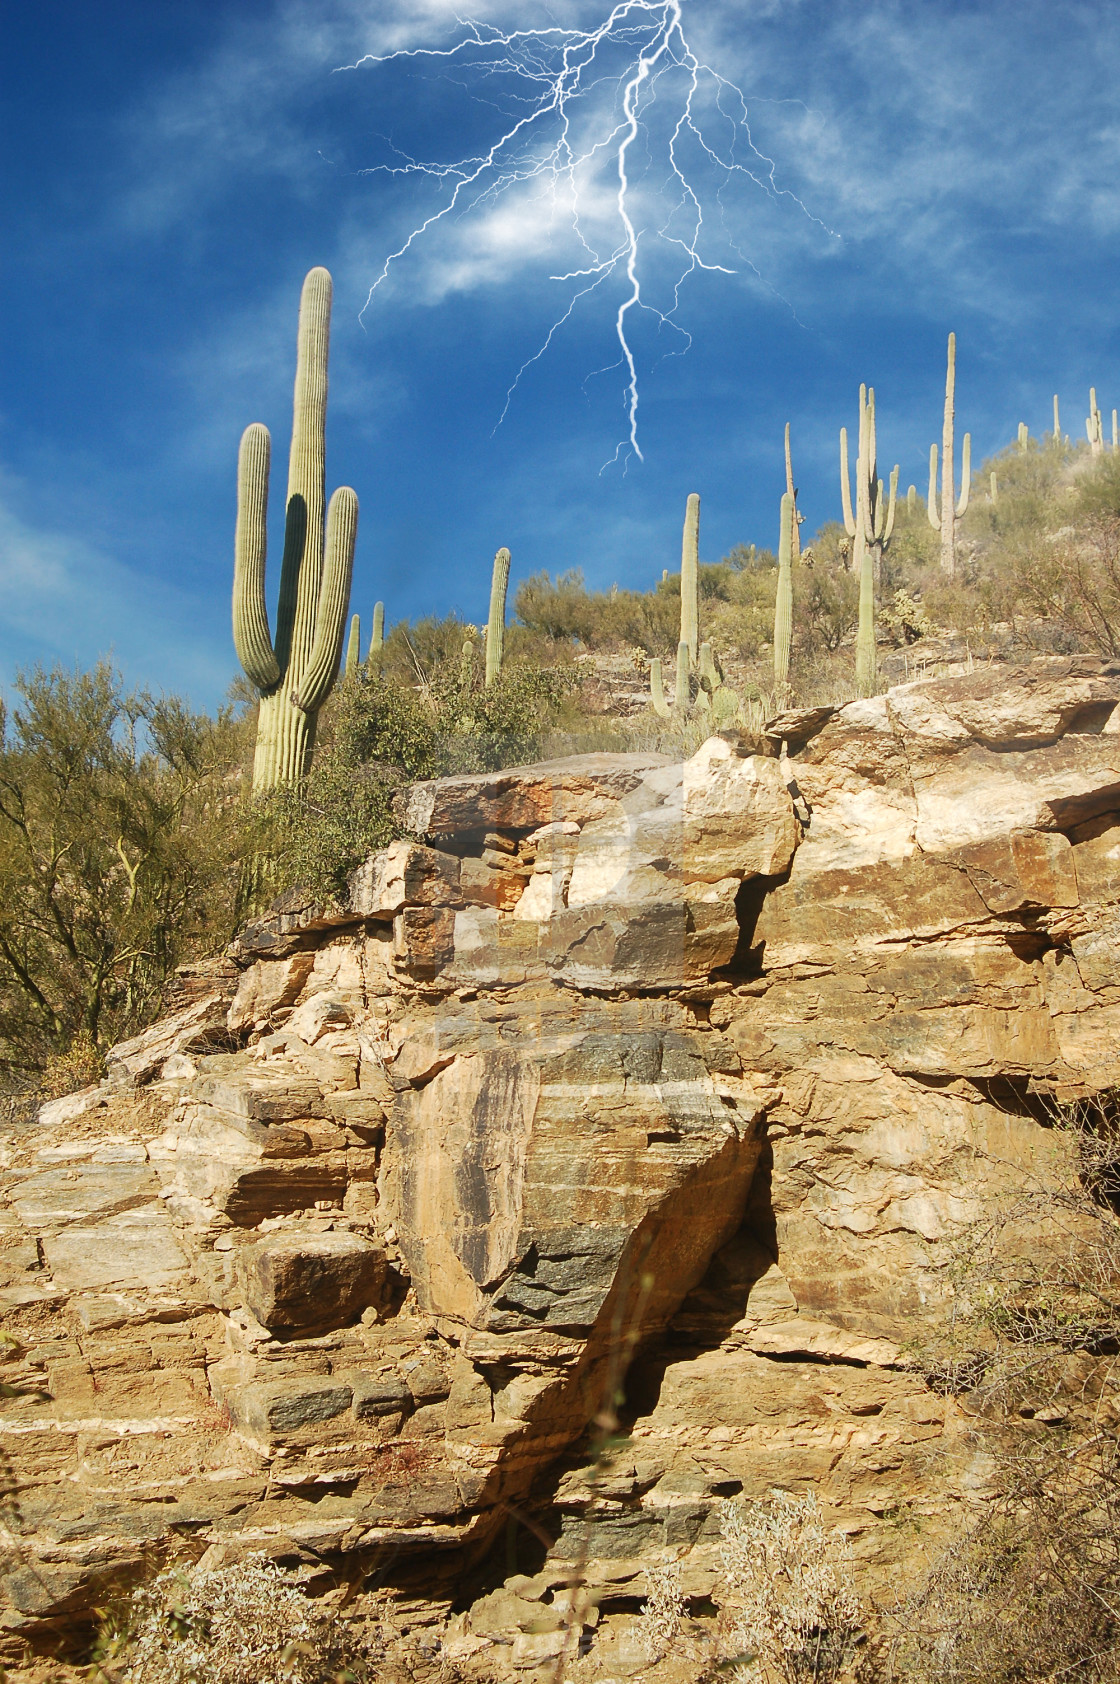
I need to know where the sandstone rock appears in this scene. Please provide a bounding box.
[106,994,231,1087]
[227,952,316,1033]
[35,1082,111,1128]
[397,752,672,837]
[241,1228,395,1331]
[349,840,461,916]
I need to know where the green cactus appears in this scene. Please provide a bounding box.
[344,613,360,681]
[366,600,385,671]
[840,384,898,588]
[1052,394,1061,446]
[784,424,802,560]
[233,267,357,791]
[650,657,670,717]
[485,548,511,687]
[773,491,794,692]
[907,484,917,516]
[1018,422,1029,451]
[680,493,700,664]
[1087,388,1104,455]
[674,640,690,710]
[926,332,970,577]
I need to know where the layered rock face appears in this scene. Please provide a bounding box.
[3,657,1120,1670]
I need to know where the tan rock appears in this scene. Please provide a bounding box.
[227,952,316,1033]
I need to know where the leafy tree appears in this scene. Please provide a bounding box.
[0,664,244,1079]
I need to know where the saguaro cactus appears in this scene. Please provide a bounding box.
[674,641,690,710]
[840,385,898,587]
[680,493,700,663]
[1052,394,1062,446]
[784,424,802,560]
[1087,389,1104,455]
[485,548,511,687]
[1018,423,1029,452]
[233,267,357,791]
[773,491,794,691]
[926,332,970,577]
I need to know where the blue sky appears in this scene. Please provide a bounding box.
[3,0,1120,710]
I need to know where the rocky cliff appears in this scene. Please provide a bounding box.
[3,656,1120,1676]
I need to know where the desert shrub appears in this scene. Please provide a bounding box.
[639,1560,687,1663]
[107,1555,364,1683]
[880,1440,1120,1683]
[1005,518,1120,655]
[887,1096,1120,1681]
[514,568,680,653]
[717,1491,863,1683]
[0,663,245,1078]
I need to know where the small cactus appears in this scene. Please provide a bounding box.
[485,548,511,687]
[773,491,794,692]
[233,267,357,791]
[1087,388,1104,455]
[926,332,970,577]
[1052,393,1061,445]
[1018,422,1029,451]
[990,471,999,505]
[907,484,917,516]
[650,657,670,717]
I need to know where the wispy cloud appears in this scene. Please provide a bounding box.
[0,470,230,704]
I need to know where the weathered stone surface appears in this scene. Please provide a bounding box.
[241,1228,394,1331]
[105,993,231,1087]
[349,839,462,916]
[8,658,1120,1661]
[227,952,316,1033]
[396,752,672,837]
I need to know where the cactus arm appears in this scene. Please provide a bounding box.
[927,444,940,531]
[956,434,971,517]
[907,484,917,515]
[883,467,899,545]
[650,657,670,717]
[839,427,857,537]
[680,493,700,663]
[233,423,280,691]
[485,547,511,687]
[674,641,690,710]
[367,600,385,667]
[344,614,360,681]
[773,491,793,690]
[294,486,357,713]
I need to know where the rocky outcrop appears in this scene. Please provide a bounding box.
[3,656,1120,1672]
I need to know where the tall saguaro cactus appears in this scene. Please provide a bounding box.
[1087,389,1104,455]
[841,387,896,698]
[680,493,700,663]
[840,385,898,587]
[773,491,794,692]
[485,547,511,687]
[366,601,385,671]
[784,425,802,560]
[926,332,971,577]
[233,267,357,791]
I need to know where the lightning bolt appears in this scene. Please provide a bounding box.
[341,3,832,468]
